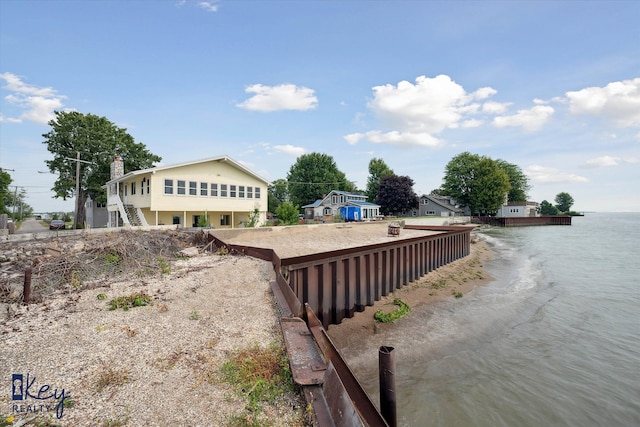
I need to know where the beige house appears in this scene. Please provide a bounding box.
[105,156,269,229]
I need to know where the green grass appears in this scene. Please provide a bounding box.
[107,292,152,311]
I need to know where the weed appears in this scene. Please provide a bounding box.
[220,342,294,420]
[97,293,107,300]
[107,292,152,311]
[157,257,171,275]
[104,251,122,267]
[95,364,130,392]
[101,415,129,427]
[216,246,229,256]
[431,279,448,290]
[70,270,82,289]
[189,310,200,320]
[374,298,411,323]
[452,290,463,298]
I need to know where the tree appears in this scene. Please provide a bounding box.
[365,158,394,202]
[275,201,299,225]
[286,153,355,208]
[554,192,574,213]
[442,152,511,215]
[268,178,289,213]
[376,175,419,216]
[495,159,531,202]
[0,169,12,215]
[42,111,161,228]
[539,200,559,215]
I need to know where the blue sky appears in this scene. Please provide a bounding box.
[1,0,639,213]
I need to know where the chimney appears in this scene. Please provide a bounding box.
[111,156,124,180]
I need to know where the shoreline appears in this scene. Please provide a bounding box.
[327,232,493,351]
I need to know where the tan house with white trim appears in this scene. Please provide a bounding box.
[105,156,269,229]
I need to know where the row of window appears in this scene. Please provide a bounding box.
[163,180,261,199]
[123,179,150,196]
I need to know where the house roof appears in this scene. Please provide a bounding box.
[420,194,464,213]
[302,199,324,208]
[346,200,380,208]
[104,155,270,186]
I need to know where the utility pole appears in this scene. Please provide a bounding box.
[65,152,92,229]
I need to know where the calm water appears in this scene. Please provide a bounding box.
[346,212,640,426]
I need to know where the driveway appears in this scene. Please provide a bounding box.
[16,218,50,234]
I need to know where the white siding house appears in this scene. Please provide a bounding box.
[105,156,269,228]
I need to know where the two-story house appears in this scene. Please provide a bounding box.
[104,156,269,228]
[404,194,464,217]
[301,190,381,221]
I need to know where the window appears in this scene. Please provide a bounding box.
[200,182,208,196]
[426,210,436,216]
[177,180,186,195]
[230,185,237,198]
[255,187,261,199]
[124,184,127,196]
[239,186,245,198]
[247,186,253,199]
[164,179,174,195]
[422,199,429,205]
[146,179,150,195]
[221,184,228,197]
[189,181,197,196]
[131,182,136,195]
[140,179,144,195]
[172,215,180,225]
[332,195,338,204]
[220,214,230,226]
[210,183,218,197]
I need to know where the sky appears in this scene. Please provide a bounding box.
[1,0,639,213]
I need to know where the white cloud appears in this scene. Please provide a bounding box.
[345,130,443,148]
[492,105,554,131]
[584,155,620,168]
[461,118,483,128]
[525,165,589,184]
[583,155,638,168]
[344,133,364,145]
[273,144,306,157]
[198,1,219,12]
[237,83,318,112]
[482,101,511,114]
[0,72,65,124]
[347,74,498,147]
[566,77,640,127]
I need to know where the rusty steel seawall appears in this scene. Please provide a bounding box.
[206,225,472,426]
[281,225,471,328]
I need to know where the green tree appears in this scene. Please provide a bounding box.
[366,158,394,202]
[495,159,531,202]
[286,153,354,208]
[42,111,161,228]
[554,192,574,213]
[376,175,419,216]
[0,170,12,215]
[268,178,289,214]
[275,201,299,225]
[442,152,511,215]
[539,200,559,215]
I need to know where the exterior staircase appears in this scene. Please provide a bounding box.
[124,205,143,226]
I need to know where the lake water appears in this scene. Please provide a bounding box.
[347,212,640,426]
